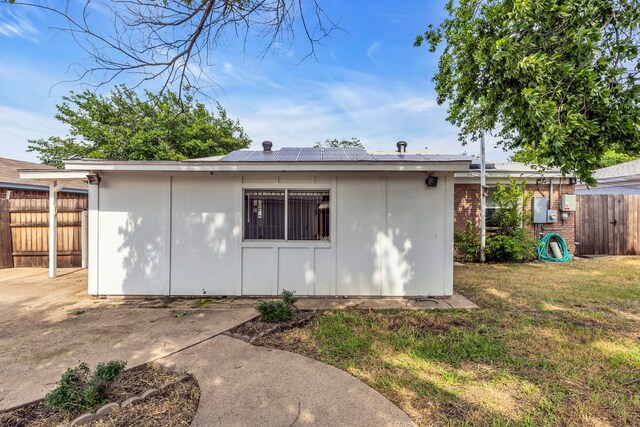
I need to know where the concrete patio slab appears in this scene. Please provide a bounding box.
[294,293,478,310]
[160,334,416,427]
[0,268,256,410]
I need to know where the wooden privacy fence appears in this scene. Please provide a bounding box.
[0,199,11,268]
[1,198,87,268]
[576,194,640,255]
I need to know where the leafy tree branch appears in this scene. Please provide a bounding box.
[417,0,640,184]
[28,85,251,167]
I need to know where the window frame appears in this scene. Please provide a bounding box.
[243,188,331,243]
[484,185,525,229]
[485,187,501,229]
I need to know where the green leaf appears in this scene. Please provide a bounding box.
[27,85,251,167]
[418,0,640,183]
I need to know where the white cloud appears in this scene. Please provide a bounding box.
[0,105,68,162]
[0,8,39,41]
[214,66,514,161]
[271,42,295,58]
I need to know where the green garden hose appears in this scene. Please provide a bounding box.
[537,233,572,262]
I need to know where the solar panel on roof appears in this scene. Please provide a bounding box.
[217,147,473,163]
[297,148,322,161]
[322,149,349,161]
[346,152,375,161]
[270,147,301,161]
[245,151,277,161]
[221,151,255,161]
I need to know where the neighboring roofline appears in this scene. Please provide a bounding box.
[576,174,640,188]
[591,158,640,180]
[0,182,88,194]
[58,158,472,173]
[19,169,96,180]
[455,170,569,183]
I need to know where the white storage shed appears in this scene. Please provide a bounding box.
[23,144,471,297]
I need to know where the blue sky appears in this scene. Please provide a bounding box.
[0,0,508,162]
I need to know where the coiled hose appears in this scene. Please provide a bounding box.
[537,232,572,262]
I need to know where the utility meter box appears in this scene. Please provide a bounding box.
[561,194,577,211]
[532,196,548,223]
[547,209,558,223]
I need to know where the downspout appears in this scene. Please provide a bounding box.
[542,177,566,231]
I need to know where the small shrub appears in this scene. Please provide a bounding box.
[45,360,126,413]
[256,289,297,323]
[486,230,536,262]
[256,300,294,322]
[281,289,298,306]
[454,221,481,261]
[455,179,536,263]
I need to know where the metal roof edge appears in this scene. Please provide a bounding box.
[0,182,88,193]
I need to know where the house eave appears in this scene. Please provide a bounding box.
[0,181,87,194]
[60,159,472,173]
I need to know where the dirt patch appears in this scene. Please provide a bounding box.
[0,363,199,427]
[89,376,199,427]
[229,309,318,341]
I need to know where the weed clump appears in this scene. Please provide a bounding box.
[256,290,298,323]
[45,360,127,413]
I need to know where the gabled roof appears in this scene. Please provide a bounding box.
[0,157,87,192]
[593,159,640,180]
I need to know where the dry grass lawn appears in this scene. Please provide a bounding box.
[259,257,640,426]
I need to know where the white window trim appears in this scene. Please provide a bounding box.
[242,187,331,245]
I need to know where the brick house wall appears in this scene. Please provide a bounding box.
[454,179,576,253]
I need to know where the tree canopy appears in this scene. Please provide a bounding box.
[313,138,364,148]
[28,86,251,167]
[416,0,640,184]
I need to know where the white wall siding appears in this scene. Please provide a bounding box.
[242,247,277,295]
[335,177,384,295]
[92,172,455,297]
[97,175,171,295]
[334,174,454,296]
[385,175,450,295]
[313,248,334,295]
[170,175,241,295]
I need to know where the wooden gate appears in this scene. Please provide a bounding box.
[576,195,640,255]
[8,198,87,267]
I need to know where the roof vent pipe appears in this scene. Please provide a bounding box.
[262,140,273,151]
[396,141,408,153]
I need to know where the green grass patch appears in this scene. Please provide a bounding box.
[268,258,640,426]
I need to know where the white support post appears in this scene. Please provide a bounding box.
[480,135,486,263]
[87,183,99,295]
[81,210,88,269]
[49,181,58,279]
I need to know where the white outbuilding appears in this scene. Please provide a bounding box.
[22,143,471,297]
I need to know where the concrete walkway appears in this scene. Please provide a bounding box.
[160,334,416,427]
[0,268,257,410]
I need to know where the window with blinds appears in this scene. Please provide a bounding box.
[244,191,285,240]
[288,191,330,241]
[243,190,330,241]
